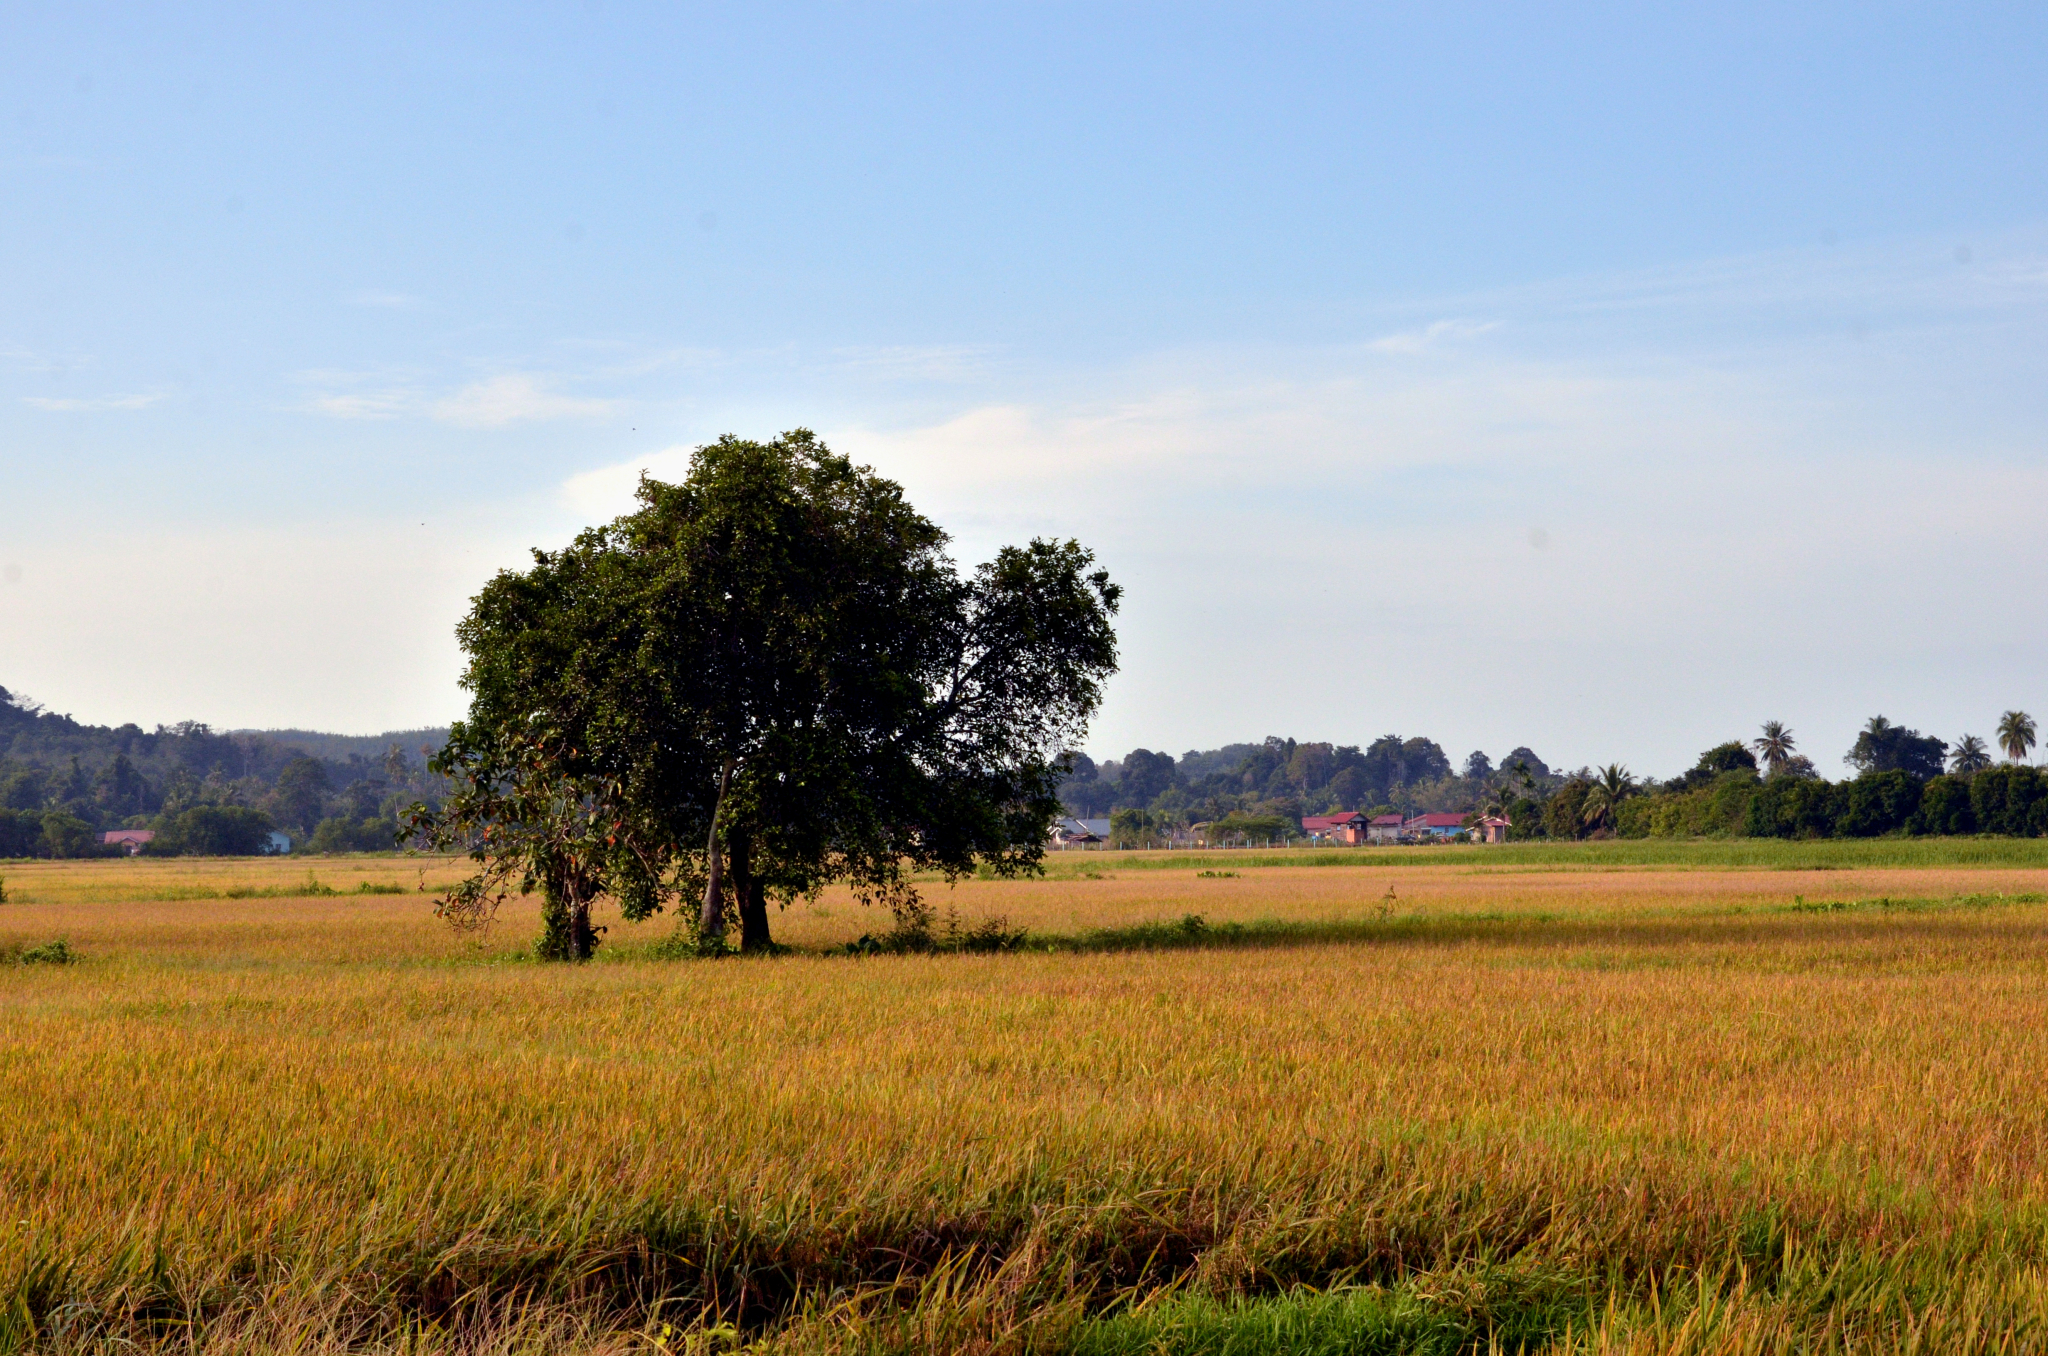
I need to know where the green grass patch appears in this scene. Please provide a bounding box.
[1072,1270,1587,1356]
[1,938,76,965]
[1782,891,2046,915]
[1045,837,2048,874]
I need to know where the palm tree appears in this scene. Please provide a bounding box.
[1752,721,1796,776]
[1580,763,1636,833]
[1949,735,1992,776]
[1997,711,2037,764]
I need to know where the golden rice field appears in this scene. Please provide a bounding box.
[5,846,2048,1353]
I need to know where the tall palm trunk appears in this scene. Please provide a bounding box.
[698,758,736,939]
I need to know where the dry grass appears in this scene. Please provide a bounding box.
[5,852,2048,1352]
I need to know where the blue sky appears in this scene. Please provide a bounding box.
[4,2,2046,776]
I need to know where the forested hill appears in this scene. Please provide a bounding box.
[0,685,449,849]
[235,727,452,765]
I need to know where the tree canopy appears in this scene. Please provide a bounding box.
[413,430,1121,958]
[1844,716,1947,780]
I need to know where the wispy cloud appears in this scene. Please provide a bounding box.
[1366,319,1501,354]
[431,374,618,428]
[308,391,417,419]
[294,368,424,420]
[21,390,165,412]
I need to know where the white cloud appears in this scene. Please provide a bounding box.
[1365,319,1502,354]
[560,444,698,518]
[20,390,164,411]
[307,390,416,419]
[431,373,618,428]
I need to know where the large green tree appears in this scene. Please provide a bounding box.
[414,430,1120,958]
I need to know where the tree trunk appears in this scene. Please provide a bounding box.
[698,757,736,940]
[569,881,594,961]
[732,832,772,952]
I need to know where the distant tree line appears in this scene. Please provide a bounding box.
[1059,734,1564,837]
[1062,711,2045,843]
[0,686,448,858]
[1592,713,2044,841]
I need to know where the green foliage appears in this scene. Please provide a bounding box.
[307,814,400,853]
[5,938,75,965]
[1618,770,1759,838]
[1752,720,1798,776]
[0,808,43,858]
[414,429,1121,960]
[271,755,332,834]
[1969,765,2048,837]
[1202,812,1300,844]
[845,902,1028,955]
[1996,710,2037,764]
[37,811,98,859]
[0,684,448,846]
[1949,735,1993,776]
[1911,774,1976,835]
[1844,715,1946,779]
[1544,779,1590,840]
[1662,741,1758,794]
[1578,764,1636,834]
[1833,769,1923,837]
[1746,776,1843,839]
[1073,733,1486,827]
[145,805,277,857]
[1071,1272,1580,1356]
[1108,807,1174,845]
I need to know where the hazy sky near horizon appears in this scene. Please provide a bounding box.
[4,3,2047,778]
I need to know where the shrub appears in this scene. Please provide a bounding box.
[38,811,99,859]
[1970,766,2048,838]
[1912,775,1976,835]
[146,805,277,856]
[0,808,40,858]
[1544,780,1591,840]
[308,814,401,854]
[2,938,75,965]
[1621,771,1760,838]
[1834,770,1923,838]
[1202,812,1299,844]
[1746,777,1842,839]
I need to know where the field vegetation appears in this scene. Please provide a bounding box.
[5,849,2048,1352]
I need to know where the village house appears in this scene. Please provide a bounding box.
[1050,816,1110,847]
[100,829,154,855]
[1403,812,1469,840]
[1301,811,1366,843]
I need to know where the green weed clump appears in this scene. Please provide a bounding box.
[2,938,74,965]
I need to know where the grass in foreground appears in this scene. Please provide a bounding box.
[4,853,2048,1352]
